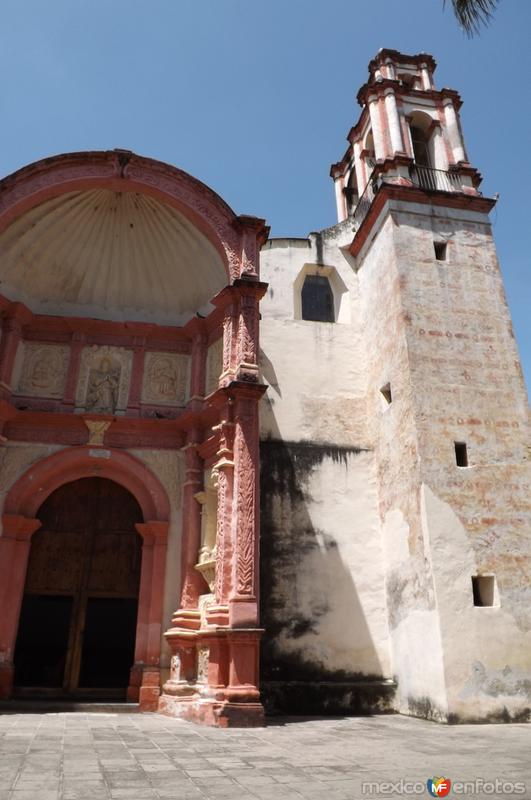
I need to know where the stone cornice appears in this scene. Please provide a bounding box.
[350,184,496,259]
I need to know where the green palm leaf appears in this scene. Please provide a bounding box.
[445,0,498,35]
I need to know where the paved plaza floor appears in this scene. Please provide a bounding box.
[0,710,530,800]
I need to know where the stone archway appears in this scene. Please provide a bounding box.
[0,446,170,709]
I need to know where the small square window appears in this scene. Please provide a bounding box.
[380,383,392,405]
[434,241,447,261]
[472,575,498,607]
[454,441,468,467]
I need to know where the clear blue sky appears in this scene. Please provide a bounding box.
[1,0,529,393]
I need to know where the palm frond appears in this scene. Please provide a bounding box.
[445,0,498,36]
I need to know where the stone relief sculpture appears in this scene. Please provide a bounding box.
[83,419,111,446]
[17,344,69,398]
[142,352,189,406]
[75,346,132,414]
[86,357,120,413]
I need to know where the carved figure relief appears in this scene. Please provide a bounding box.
[170,654,181,682]
[76,346,132,414]
[196,646,209,684]
[16,344,69,398]
[142,352,189,406]
[86,358,120,412]
[205,339,223,396]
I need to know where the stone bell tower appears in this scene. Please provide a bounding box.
[330,49,531,722]
[331,49,480,222]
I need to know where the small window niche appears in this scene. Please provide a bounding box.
[380,383,392,406]
[472,575,499,608]
[454,441,468,467]
[301,274,335,323]
[434,241,447,261]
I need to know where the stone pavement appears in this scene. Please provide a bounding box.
[0,711,530,800]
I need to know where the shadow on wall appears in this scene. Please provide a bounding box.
[259,390,395,716]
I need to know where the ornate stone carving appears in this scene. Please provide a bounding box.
[83,419,111,446]
[214,465,229,604]
[170,654,181,682]
[142,352,189,406]
[16,344,69,398]
[76,346,132,414]
[222,312,233,375]
[235,409,256,596]
[205,339,222,396]
[197,646,209,684]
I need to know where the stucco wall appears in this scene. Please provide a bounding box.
[356,198,531,721]
[390,201,531,721]
[260,195,531,723]
[259,229,393,712]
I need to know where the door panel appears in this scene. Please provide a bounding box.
[14,595,73,687]
[24,530,85,595]
[78,598,139,688]
[88,531,141,597]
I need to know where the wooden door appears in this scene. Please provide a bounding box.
[14,478,142,698]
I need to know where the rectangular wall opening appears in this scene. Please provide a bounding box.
[380,383,392,405]
[434,241,447,261]
[454,441,468,467]
[472,575,498,607]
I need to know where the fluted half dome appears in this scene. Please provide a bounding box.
[0,188,227,324]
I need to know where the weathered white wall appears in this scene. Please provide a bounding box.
[259,225,392,699]
[260,193,531,723]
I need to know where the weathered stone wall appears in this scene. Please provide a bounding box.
[357,197,531,722]
[356,211,449,719]
[391,200,531,722]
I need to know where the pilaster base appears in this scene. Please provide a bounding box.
[127,664,161,711]
[158,694,265,728]
[160,625,263,726]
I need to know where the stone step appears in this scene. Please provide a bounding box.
[0,700,140,714]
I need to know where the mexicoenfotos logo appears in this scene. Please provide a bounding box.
[427,777,452,797]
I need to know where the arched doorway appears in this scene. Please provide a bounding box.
[13,477,143,699]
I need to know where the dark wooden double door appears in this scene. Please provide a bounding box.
[14,478,142,699]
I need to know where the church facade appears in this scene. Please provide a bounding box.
[0,50,529,726]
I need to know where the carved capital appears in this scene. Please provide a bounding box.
[1,514,41,541]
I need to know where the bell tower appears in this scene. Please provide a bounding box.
[331,49,481,223]
[329,50,531,722]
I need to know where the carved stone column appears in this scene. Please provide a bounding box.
[205,407,236,627]
[127,338,146,416]
[170,431,204,628]
[190,330,207,400]
[221,293,239,386]
[62,331,86,411]
[129,520,168,710]
[0,514,41,698]
[235,281,261,384]
[0,315,23,400]
[229,385,266,628]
